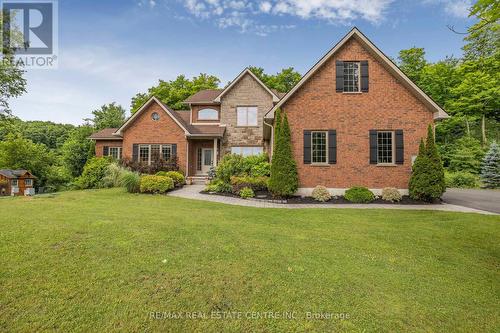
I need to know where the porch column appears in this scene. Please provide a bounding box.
[213,138,218,167]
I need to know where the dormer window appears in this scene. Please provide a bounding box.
[198,108,218,120]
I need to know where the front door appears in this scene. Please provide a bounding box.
[201,148,213,175]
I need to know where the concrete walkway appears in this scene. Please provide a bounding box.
[169,185,497,215]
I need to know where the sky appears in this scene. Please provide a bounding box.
[9,0,475,125]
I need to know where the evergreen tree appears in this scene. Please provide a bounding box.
[268,109,298,197]
[480,141,500,188]
[409,126,446,202]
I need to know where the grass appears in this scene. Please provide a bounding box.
[0,189,499,332]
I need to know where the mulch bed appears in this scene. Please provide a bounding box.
[200,190,442,205]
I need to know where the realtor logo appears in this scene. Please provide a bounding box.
[1,0,58,68]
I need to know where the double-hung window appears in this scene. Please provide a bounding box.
[343,62,360,92]
[236,106,258,126]
[109,147,122,160]
[311,131,328,164]
[139,144,173,165]
[377,131,394,164]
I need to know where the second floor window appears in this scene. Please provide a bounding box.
[343,62,360,92]
[198,108,218,120]
[236,106,258,126]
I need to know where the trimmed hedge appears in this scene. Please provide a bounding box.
[445,171,479,188]
[311,185,332,202]
[139,175,174,194]
[156,171,185,187]
[344,186,375,203]
[230,176,268,194]
[239,187,255,199]
[381,187,402,202]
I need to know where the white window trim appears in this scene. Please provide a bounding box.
[138,144,173,165]
[11,179,18,187]
[343,61,361,93]
[311,131,329,165]
[108,147,122,160]
[236,106,258,127]
[198,108,219,121]
[376,131,396,165]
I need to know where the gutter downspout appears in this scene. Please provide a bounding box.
[263,119,274,160]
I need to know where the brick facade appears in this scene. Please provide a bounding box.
[121,103,188,173]
[190,104,221,123]
[282,37,434,191]
[219,73,273,154]
[95,140,123,157]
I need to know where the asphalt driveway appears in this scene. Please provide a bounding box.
[442,188,500,214]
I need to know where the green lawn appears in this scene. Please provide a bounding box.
[0,189,499,332]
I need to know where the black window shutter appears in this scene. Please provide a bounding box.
[361,61,369,92]
[369,130,378,164]
[336,61,344,92]
[172,144,177,156]
[395,130,404,164]
[132,144,138,162]
[328,130,337,164]
[103,146,109,156]
[303,131,312,164]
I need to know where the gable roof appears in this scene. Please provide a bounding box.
[114,96,191,136]
[214,68,280,103]
[265,27,449,120]
[0,169,36,179]
[184,89,223,104]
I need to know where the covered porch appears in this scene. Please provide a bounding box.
[186,137,221,178]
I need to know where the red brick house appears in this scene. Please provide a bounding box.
[0,170,36,196]
[90,28,447,193]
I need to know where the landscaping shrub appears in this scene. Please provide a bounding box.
[445,171,479,188]
[409,126,446,202]
[239,187,255,199]
[205,180,232,193]
[139,175,174,194]
[268,109,298,197]
[120,153,178,175]
[344,186,375,203]
[102,163,127,188]
[250,161,271,177]
[311,185,331,202]
[381,187,402,202]
[230,176,268,194]
[215,154,245,183]
[480,141,500,189]
[75,157,112,189]
[120,171,141,193]
[156,171,185,187]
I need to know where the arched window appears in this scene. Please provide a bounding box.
[198,108,218,120]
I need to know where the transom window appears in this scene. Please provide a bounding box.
[109,147,122,160]
[343,62,360,92]
[139,144,172,165]
[312,131,328,164]
[236,106,258,126]
[198,108,218,120]
[231,146,263,157]
[377,131,394,164]
[24,179,33,186]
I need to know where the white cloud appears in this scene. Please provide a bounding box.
[179,0,393,35]
[423,0,472,18]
